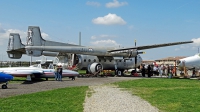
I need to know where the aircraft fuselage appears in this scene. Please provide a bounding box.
[178,54,200,70]
[71,54,143,70]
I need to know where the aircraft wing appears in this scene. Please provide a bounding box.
[107,41,193,52]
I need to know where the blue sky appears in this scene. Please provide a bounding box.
[0,0,200,61]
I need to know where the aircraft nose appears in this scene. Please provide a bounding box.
[5,74,13,81]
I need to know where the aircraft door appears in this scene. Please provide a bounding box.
[73,54,81,65]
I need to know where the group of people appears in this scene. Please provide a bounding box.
[141,64,174,77]
[54,65,63,81]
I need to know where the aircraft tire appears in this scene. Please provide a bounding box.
[117,70,122,77]
[72,76,75,80]
[116,70,125,77]
[2,84,7,89]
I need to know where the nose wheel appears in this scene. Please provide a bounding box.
[2,84,7,89]
[1,82,8,89]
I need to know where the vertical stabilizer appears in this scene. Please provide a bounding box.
[27,26,45,46]
[26,26,80,56]
[26,26,43,56]
[7,33,25,59]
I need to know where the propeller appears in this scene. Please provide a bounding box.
[134,40,145,72]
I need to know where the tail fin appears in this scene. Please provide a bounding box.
[7,33,25,59]
[26,26,79,56]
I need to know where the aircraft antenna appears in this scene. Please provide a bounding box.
[135,40,136,47]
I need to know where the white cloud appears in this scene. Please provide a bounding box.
[41,32,49,39]
[173,41,198,52]
[91,34,117,40]
[86,1,101,7]
[90,39,120,47]
[92,13,126,25]
[0,28,26,45]
[192,37,200,46]
[106,0,128,8]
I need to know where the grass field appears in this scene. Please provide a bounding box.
[0,86,88,112]
[2,78,200,112]
[114,78,200,112]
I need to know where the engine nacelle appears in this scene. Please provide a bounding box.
[110,49,138,58]
[26,50,42,57]
[88,63,103,74]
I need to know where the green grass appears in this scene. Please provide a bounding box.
[78,70,87,74]
[10,77,48,83]
[113,78,200,112]
[3,78,200,112]
[0,86,88,112]
[10,77,27,83]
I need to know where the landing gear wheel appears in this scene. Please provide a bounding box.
[117,70,122,77]
[2,84,7,89]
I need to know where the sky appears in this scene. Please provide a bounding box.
[0,0,200,62]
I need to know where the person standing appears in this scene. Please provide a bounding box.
[153,65,158,76]
[147,65,151,77]
[141,65,146,77]
[167,65,170,76]
[57,65,63,81]
[54,65,58,81]
[158,65,163,77]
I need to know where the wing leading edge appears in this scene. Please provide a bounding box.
[107,41,193,52]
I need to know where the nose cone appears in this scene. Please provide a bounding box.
[6,74,14,81]
[0,72,13,82]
